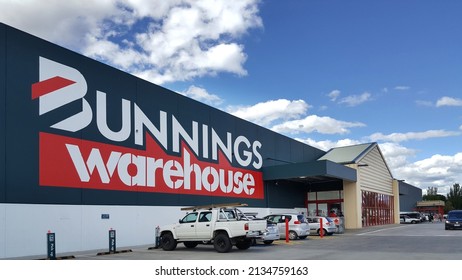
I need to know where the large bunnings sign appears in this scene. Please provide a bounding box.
[32,57,264,199]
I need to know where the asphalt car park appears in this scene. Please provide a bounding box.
[46,221,462,260]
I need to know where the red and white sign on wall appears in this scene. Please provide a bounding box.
[33,57,264,199]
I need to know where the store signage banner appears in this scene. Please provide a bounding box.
[32,57,264,199]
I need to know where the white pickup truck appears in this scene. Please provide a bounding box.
[159,203,267,253]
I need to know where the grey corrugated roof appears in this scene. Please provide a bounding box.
[318,143,376,164]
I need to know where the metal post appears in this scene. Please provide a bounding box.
[47,230,56,260]
[155,226,160,249]
[320,218,324,238]
[285,218,289,243]
[109,228,116,253]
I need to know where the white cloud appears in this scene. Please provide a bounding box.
[271,115,365,135]
[373,142,462,193]
[338,92,371,107]
[0,0,262,85]
[293,139,416,172]
[327,90,340,101]
[281,135,462,193]
[379,142,461,194]
[0,1,124,48]
[228,99,309,126]
[369,130,461,143]
[394,153,462,194]
[394,86,410,91]
[378,142,417,171]
[436,96,462,107]
[179,85,223,106]
[295,138,362,151]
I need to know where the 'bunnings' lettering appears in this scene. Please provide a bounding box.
[32,57,262,169]
[33,57,264,198]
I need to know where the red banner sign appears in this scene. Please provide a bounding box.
[39,132,264,198]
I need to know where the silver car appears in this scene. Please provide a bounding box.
[260,221,280,244]
[263,214,310,240]
[307,216,337,236]
[242,213,280,244]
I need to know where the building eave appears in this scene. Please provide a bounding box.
[262,160,357,182]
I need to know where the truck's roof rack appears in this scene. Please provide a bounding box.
[181,202,248,211]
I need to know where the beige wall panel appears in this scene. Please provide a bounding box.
[359,147,393,195]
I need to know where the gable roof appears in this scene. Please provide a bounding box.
[318,143,377,164]
[318,142,394,179]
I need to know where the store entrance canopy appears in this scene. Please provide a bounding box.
[261,160,357,183]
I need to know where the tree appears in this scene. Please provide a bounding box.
[445,200,454,213]
[422,186,446,201]
[447,183,462,210]
[427,187,438,196]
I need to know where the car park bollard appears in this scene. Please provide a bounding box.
[97,228,132,255]
[47,230,56,260]
[320,218,324,238]
[155,226,161,249]
[42,230,75,260]
[109,228,116,253]
[148,226,162,250]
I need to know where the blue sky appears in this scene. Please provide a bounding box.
[1,0,462,194]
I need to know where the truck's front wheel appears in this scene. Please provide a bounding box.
[214,233,232,253]
[161,233,177,251]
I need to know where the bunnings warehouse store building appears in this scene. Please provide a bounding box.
[0,23,400,258]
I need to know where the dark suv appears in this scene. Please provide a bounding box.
[445,210,462,230]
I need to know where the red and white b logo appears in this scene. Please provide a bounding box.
[32,57,92,132]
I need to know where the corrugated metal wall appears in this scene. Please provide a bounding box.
[399,182,422,212]
[359,146,393,195]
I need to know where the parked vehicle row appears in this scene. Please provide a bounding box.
[399,211,462,228]
[159,204,339,253]
[400,211,451,224]
[160,206,462,253]
[256,214,338,240]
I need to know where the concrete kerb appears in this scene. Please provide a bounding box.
[96,249,133,256]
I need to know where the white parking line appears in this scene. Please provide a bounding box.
[357,226,406,235]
